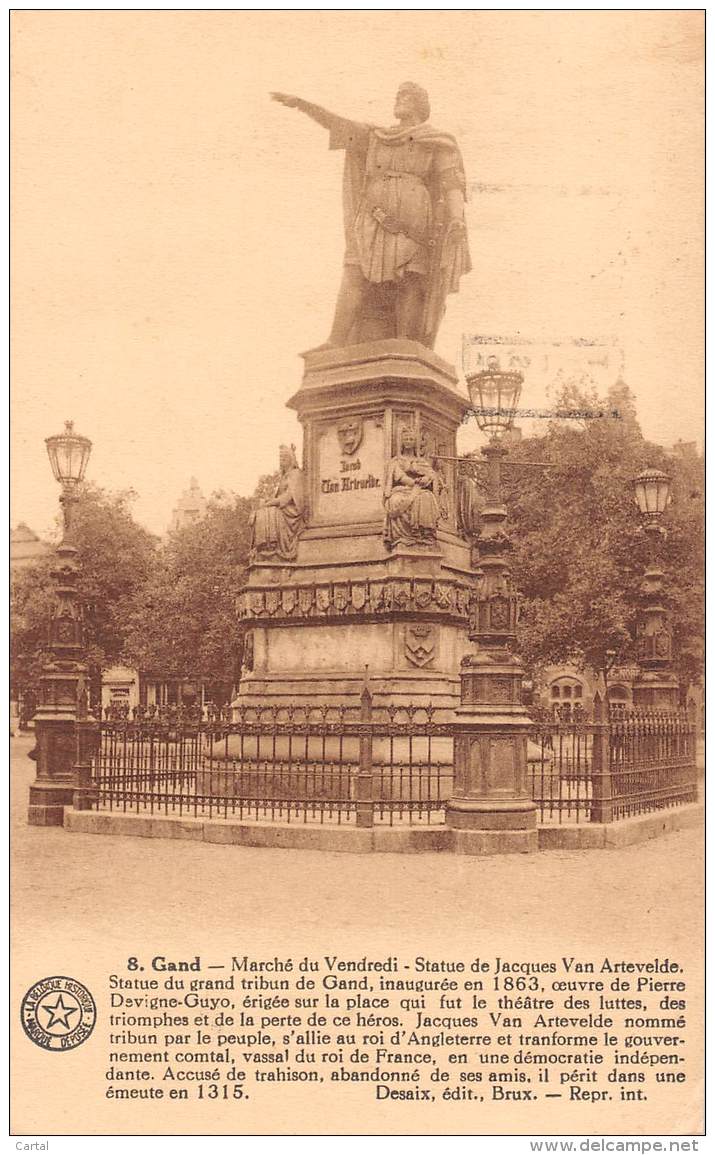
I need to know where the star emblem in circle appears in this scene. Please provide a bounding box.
[22,976,97,1052]
[41,993,79,1030]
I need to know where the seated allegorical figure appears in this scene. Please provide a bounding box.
[250,445,305,562]
[383,427,445,549]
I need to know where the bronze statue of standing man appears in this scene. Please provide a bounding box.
[271,83,471,349]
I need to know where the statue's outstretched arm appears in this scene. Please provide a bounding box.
[271,92,343,132]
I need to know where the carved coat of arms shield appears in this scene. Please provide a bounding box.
[249,591,265,617]
[281,588,297,616]
[333,583,350,612]
[337,416,363,456]
[369,582,386,613]
[298,587,314,616]
[434,583,454,610]
[351,582,367,611]
[405,624,436,667]
[265,589,281,616]
[392,581,411,610]
[316,586,332,614]
[413,581,433,610]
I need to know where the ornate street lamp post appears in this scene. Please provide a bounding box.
[28,421,93,825]
[631,467,679,710]
[445,358,537,852]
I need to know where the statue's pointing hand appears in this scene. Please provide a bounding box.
[271,92,300,109]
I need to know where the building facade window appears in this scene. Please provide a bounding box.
[549,677,585,719]
[606,684,630,716]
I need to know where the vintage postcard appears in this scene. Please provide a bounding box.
[10,10,704,1144]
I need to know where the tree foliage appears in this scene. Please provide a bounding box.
[122,492,254,692]
[73,484,159,674]
[10,483,158,697]
[10,558,56,698]
[503,380,704,693]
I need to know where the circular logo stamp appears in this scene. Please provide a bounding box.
[21,976,96,1052]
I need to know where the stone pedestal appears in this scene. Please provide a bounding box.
[632,673,680,711]
[235,339,481,715]
[445,652,538,854]
[28,784,76,828]
[30,701,98,823]
[28,714,77,826]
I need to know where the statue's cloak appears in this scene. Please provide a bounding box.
[330,119,472,344]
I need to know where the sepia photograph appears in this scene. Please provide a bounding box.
[10,9,704,1142]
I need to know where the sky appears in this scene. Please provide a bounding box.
[11,11,703,539]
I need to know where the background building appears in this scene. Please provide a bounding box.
[101,666,231,717]
[169,477,206,533]
[533,662,703,729]
[10,523,51,570]
[535,663,638,718]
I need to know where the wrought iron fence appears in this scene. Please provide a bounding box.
[86,693,697,829]
[527,716,600,824]
[90,694,454,826]
[609,708,697,819]
[527,698,697,823]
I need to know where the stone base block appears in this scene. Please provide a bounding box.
[373,826,453,854]
[63,810,206,841]
[148,816,206,841]
[27,804,66,827]
[63,803,702,854]
[28,783,74,826]
[445,799,537,831]
[603,803,703,848]
[451,828,539,856]
[537,802,702,851]
[203,822,374,854]
[236,620,470,718]
[538,824,606,851]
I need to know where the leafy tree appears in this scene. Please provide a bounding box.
[10,557,56,701]
[122,491,254,696]
[13,479,260,708]
[72,484,159,679]
[10,483,158,702]
[499,380,703,696]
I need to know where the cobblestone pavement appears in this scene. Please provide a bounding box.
[11,733,703,960]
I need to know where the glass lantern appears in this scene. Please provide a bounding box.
[633,468,672,520]
[465,356,523,438]
[45,420,92,486]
